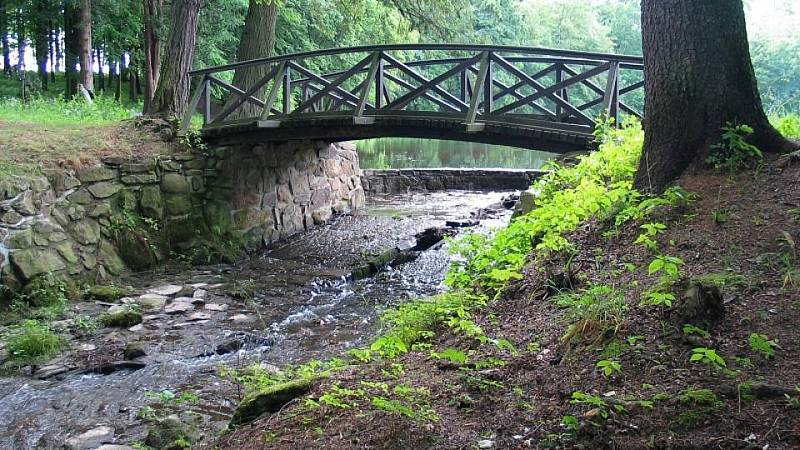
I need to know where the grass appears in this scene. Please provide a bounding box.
[3,319,63,364]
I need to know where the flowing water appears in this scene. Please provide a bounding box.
[0,190,515,449]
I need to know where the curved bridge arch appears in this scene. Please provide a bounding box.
[183,44,644,153]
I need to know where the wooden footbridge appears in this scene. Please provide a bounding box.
[182,44,644,153]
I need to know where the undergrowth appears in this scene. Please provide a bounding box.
[0,96,136,126]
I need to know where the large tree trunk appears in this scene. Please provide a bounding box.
[152,0,201,119]
[634,0,797,193]
[226,0,279,119]
[33,0,50,90]
[142,0,162,113]
[1,1,10,76]
[75,0,93,93]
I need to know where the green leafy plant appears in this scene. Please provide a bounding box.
[634,222,666,251]
[682,324,710,338]
[648,255,685,278]
[748,333,778,359]
[596,359,622,378]
[706,123,763,171]
[690,347,727,369]
[555,284,627,344]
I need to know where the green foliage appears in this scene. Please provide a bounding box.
[748,333,778,359]
[3,320,63,363]
[429,348,468,365]
[0,96,136,125]
[678,388,721,407]
[595,359,622,378]
[682,324,710,338]
[570,391,624,422]
[772,115,800,139]
[446,118,643,296]
[706,123,763,171]
[690,347,727,369]
[555,284,627,343]
[634,222,666,251]
[226,279,257,300]
[648,255,685,278]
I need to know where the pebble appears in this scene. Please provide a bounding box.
[64,425,114,450]
[164,300,194,315]
[204,303,229,312]
[230,314,256,323]
[128,324,144,332]
[193,289,207,299]
[188,312,212,322]
[136,294,168,310]
[80,344,97,352]
[477,439,495,449]
[147,285,183,296]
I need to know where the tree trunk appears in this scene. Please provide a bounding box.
[64,0,79,96]
[1,1,10,76]
[54,21,62,74]
[96,46,104,91]
[48,20,56,82]
[152,0,201,119]
[34,0,50,90]
[16,7,25,70]
[226,0,279,119]
[129,66,139,102]
[634,0,798,193]
[75,0,92,93]
[142,0,162,114]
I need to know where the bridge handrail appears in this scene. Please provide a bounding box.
[189,43,643,76]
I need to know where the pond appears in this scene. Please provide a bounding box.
[357,138,555,170]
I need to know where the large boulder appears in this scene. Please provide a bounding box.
[9,248,66,282]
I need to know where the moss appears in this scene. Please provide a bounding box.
[679,388,721,407]
[100,308,143,328]
[230,378,315,427]
[23,274,82,307]
[692,272,750,290]
[87,284,134,301]
[115,228,159,271]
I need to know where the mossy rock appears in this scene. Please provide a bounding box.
[670,282,724,329]
[23,274,82,307]
[230,379,314,427]
[145,414,199,450]
[101,309,143,328]
[87,284,134,301]
[115,229,159,271]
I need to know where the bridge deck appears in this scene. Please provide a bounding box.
[202,114,596,153]
[185,44,643,152]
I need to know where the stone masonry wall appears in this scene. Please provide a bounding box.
[206,140,364,247]
[0,140,363,292]
[361,168,547,194]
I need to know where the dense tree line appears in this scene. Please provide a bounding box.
[0,0,796,127]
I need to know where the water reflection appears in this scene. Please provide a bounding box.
[357,138,554,169]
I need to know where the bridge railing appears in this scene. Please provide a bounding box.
[181,44,644,137]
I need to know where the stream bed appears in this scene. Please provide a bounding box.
[0,190,515,449]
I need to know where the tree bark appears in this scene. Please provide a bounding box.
[33,0,50,90]
[96,46,104,91]
[16,7,25,70]
[226,0,279,119]
[152,0,201,119]
[75,0,93,93]
[48,20,56,82]
[634,0,798,193]
[1,1,10,75]
[64,0,79,96]
[142,0,162,113]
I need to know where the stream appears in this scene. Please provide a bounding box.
[0,190,516,449]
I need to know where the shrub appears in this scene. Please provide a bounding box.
[772,115,800,139]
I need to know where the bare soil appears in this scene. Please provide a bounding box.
[210,154,800,449]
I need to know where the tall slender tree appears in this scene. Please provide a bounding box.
[142,0,162,113]
[0,0,10,75]
[634,0,798,193]
[16,5,26,70]
[64,0,79,96]
[152,0,201,118]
